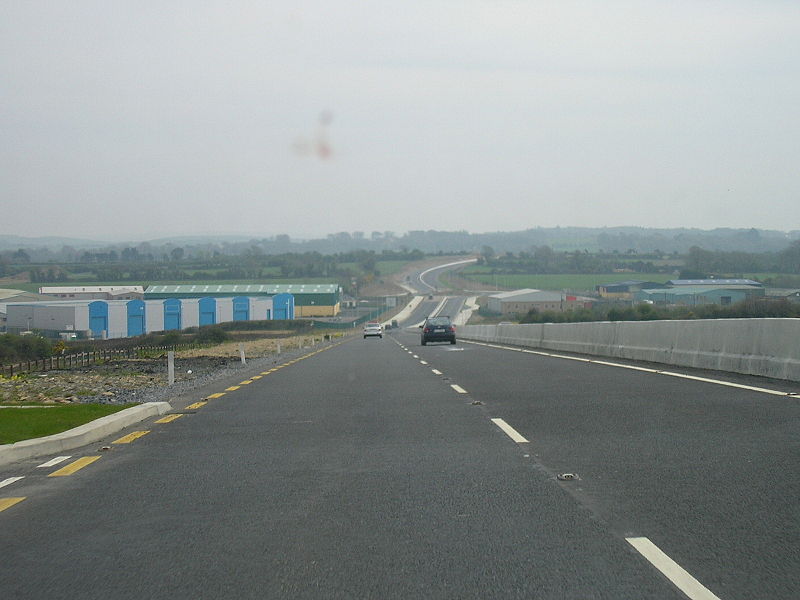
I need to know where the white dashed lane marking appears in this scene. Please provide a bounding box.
[37,456,72,468]
[0,477,25,489]
[627,537,722,600]
[490,418,529,443]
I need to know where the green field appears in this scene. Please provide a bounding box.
[0,403,136,444]
[461,271,673,292]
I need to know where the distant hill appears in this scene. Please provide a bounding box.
[0,235,110,250]
[2,227,798,256]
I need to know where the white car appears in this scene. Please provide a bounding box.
[363,322,383,339]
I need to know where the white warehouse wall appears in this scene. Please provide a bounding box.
[144,300,165,333]
[181,298,200,329]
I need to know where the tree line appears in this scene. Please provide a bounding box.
[476,241,800,279]
[518,298,800,325]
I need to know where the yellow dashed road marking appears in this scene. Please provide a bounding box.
[0,497,26,512]
[155,414,184,424]
[225,386,240,391]
[239,380,253,385]
[186,401,207,410]
[113,430,150,444]
[251,375,262,380]
[207,393,225,399]
[48,456,101,477]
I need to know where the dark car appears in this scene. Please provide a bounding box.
[420,316,456,345]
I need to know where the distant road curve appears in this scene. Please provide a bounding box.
[417,258,477,292]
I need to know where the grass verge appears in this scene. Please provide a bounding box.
[0,403,137,445]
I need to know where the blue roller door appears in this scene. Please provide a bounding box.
[272,293,294,320]
[163,298,182,331]
[199,297,216,326]
[127,300,145,336]
[89,301,109,336]
[233,296,249,321]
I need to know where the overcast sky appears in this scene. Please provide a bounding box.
[2,1,799,241]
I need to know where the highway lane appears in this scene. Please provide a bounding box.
[395,327,800,600]
[2,335,689,599]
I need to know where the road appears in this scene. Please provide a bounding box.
[409,258,477,294]
[2,302,799,599]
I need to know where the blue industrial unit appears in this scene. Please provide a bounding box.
[199,297,216,326]
[232,296,250,321]
[89,301,108,337]
[163,298,182,331]
[5,293,282,339]
[127,300,145,336]
[272,293,295,320]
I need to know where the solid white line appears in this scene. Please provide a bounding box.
[451,384,468,394]
[464,340,792,397]
[658,371,789,396]
[432,369,442,375]
[626,537,722,600]
[592,360,660,373]
[0,476,25,489]
[548,353,592,362]
[491,418,529,443]
[37,456,73,468]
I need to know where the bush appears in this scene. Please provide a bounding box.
[0,334,53,365]
[161,331,182,346]
[194,325,229,344]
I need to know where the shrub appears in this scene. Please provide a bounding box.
[0,334,53,365]
[194,326,229,344]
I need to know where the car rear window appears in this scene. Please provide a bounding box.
[426,317,451,326]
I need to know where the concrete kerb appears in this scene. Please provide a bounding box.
[0,402,171,467]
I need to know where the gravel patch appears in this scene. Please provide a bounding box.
[0,334,347,406]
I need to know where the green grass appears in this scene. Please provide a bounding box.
[0,403,137,444]
[461,272,673,291]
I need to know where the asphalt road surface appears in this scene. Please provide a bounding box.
[2,326,799,599]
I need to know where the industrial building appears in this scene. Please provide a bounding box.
[0,289,53,333]
[144,283,339,317]
[4,295,292,339]
[38,286,145,300]
[596,280,666,299]
[487,289,593,316]
[634,287,752,306]
[666,279,763,289]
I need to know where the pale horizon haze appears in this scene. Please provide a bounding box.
[2,1,799,241]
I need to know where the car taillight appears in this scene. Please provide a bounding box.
[449,326,455,332]
[424,327,431,333]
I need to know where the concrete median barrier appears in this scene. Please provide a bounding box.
[461,318,800,382]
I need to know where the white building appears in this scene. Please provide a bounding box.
[38,286,145,300]
[5,295,281,339]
